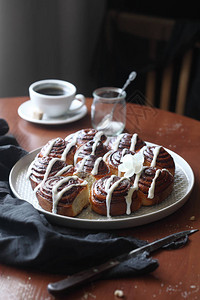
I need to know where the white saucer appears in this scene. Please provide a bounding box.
[18,100,88,125]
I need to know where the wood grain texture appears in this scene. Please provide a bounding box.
[0,97,200,300]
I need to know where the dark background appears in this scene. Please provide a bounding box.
[0,0,200,119]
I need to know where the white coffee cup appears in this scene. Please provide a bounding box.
[29,79,85,117]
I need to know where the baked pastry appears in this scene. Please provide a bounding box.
[131,167,174,206]
[36,175,89,217]
[142,146,175,176]
[74,154,111,188]
[90,175,141,217]
[108,133,146,152]
[103,148,135,176]
[28,155,74,190]
[28,128,176,218]
[65,128,107,148]
[38,137,76,165]
[74,139,108,164]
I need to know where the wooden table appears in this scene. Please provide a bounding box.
[0,97,200,300]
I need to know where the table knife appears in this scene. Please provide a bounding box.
[48,229,198,295]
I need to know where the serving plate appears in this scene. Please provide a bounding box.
[9,143,194,229]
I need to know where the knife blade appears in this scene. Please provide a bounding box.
[48,229,198,295]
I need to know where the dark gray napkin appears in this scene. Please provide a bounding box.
[0,119,159,276]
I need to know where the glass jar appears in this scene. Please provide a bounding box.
[91,87,126,136]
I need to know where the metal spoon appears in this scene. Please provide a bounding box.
[97,71,137,131]
[118,71,137,97]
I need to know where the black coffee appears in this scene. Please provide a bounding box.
[35,87,67,96]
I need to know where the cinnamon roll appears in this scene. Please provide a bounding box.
[36,175,89,217]
[28,155,74,190]
[103,148,135,176]
[74,154,111,188]
[131,167,174,206]
[65,128,106,148]
[108,133,146,152]
[74,140,108,164]
[90,175,141,217]
[38,137,76,165]
[142,146,175,176]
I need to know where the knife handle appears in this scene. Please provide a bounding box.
[47,259,119,295]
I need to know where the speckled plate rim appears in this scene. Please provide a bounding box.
[9,143,194,229]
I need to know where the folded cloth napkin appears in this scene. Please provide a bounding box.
[0,119,160,276]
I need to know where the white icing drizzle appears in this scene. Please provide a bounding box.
[91,157,103,175]
[118,149,128,177]
[55,165,73,176]
[161,168,173,177]
[148,169,161,199]
[102,150,112,162]
[61,140,76,161]
[75,156,88,172]
[26,157,37,179]
[151,146,161,167]
[34,158,60,193]
[43,139,57,156]
[105,175,116,191]
[103,137,110,146]
[64,130,80,142]
[91,139,100,155]
[130,133,138,151]
[125,185,136,215]
[73,144,84,165]
[140,145,147,154]
[105,175,126,218]
[112,133,124,150]
[94,131,104,141]
[124,166,147,214]
[120,148,128,161]
[133,167,145,189]
[52,176,87,214]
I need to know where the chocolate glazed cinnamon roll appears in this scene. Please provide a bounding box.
[66,128,107,148]
[38,137,76,165]
[143,146,175,176]
[74,140,108,164]
[90,175,141,217]
[108,133,146,152]
[28,156,74,190]
[36,175,89,217]
[104,149,135,176]
[74,154,110,181]
[135,167,174,206]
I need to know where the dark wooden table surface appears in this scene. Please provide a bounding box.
[0,96,200,300]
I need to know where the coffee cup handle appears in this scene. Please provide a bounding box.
[69,94,85,112]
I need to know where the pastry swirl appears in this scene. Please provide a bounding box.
[28,156,74,190]
[36,175,89,217]
[65,128,106,148]
[38,137,76,165]
[74,140,108,164]
[108,133,146,152]
[132,167,174,206]
[74,154,110,178]
[143,146,175,175]
[90,175,141,216]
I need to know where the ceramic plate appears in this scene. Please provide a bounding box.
[18,100,87,125]
[9,144,194,229]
